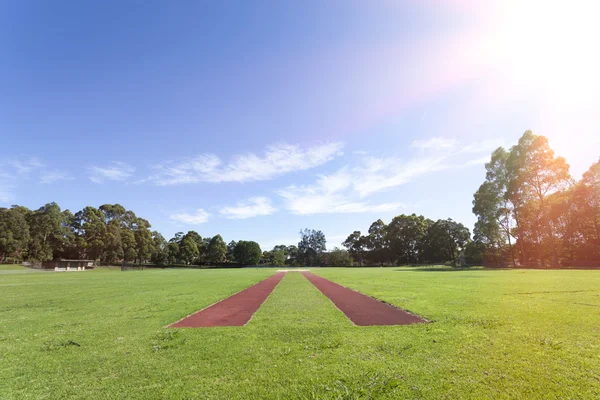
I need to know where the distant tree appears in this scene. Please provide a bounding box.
[134,218,155,264]
[233,241,262,265]
[73,206,107,260]
[325,247,353,266]
[386,214,430,264]
[27,202,68,261]
[273,245,289,256]
[263,249,287,266]
[342,231,367,265]
[298,229,326,266]
[227,240,238,262]
[167,241,180,264]
[121,227,137,264]
[103,219,124,263]
[0,207,30,260]
[99,204,127,224]
[286,245,299,259]
[366,219,389,265]
[151,231,168,264]
[169,232,184,244]
[206,234,227,264]
[425,219,471,267]
[199,237,211,262]
[508,131,572,266]
[464,240,485,265]
[179,236,199,265]
[566,158,600,263]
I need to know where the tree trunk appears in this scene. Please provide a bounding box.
[507,231,516,268]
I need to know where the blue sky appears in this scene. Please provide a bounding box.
[2,1,599,249]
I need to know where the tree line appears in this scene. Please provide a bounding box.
[473,130,599,267]
[0,203,252,265]
[0,202,337,267]
[339,131,599,268]
[2,130,597,268]
[342,216,472,266]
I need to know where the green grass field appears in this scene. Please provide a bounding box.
[1,266,599,399]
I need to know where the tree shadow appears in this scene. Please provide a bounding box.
[392,266,494,272]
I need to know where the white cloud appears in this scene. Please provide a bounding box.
[353,156,450,197]
[277,137,503,215]
[219,197,277,219]
[459,138,507,154]
[411,137,457,150]
[39,170,72,184]
[8,158,44,175]
[148,142,344,185]
[169,209,210,225]
[89,162,135,184]
[463,156,490,166]
[277,168,404,215]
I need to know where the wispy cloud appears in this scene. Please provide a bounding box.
[353,155,450,197]
[219,197,277,219]
[277,137,500,214]
[0,157,46,204]
[39,170,73,184]
[411,137,457,150]
[463,156,490,166]
[147,142,344,185]
[8,158,45,175]
[277,168,404,215]
[89,162,135,184]
[459,138,507,154]
[0,183,15,204]
[169,209,210,225]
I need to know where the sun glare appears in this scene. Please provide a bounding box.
[484,0,600,98]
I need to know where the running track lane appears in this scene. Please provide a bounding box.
[302,272,426,326]
[170,272,286,327]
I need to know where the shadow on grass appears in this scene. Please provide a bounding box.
[393,266,493,272]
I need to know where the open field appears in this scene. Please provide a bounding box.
[1,267,599,399]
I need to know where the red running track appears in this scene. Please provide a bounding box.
[302,272,425,326]
[170,272,286,328]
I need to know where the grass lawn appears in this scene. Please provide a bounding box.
[1,267,599,399]
[0,264,29,271]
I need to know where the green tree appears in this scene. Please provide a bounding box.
[0,207,30,260]
[151,231,168,264]
[262,249,286,266]
[73,206,107,260]
[169,232,184,244]
[424,219,471,267]
[569,159,600,262]
[472,147,517,267]
[342,231,367,265]
[167,241,180,264]
[286,245,299,258]
[121,227,137,264]
[179,236,199,265]
[233,241,262,265]
[134,218,155,264]
[227,240,238,262]
[366,219,389,265]
[206,234,227,264]
[508,131,571,266]
[103,219,124,263]
[298,229,326,266]
[27,202,68,261]
[386,214,430,264]
[325,247,353,266]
